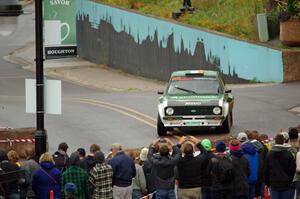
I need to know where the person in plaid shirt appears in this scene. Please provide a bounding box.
[62,152,89,199]
[89,151,113,199]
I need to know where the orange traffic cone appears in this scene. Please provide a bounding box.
[50,190,54,199]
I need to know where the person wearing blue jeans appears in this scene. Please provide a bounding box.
[248,183,256,199]
[156,189,176,199]
[201,187,212,199]
[270,189,293,199]
[7,193,20,199]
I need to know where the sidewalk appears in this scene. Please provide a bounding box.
[4,43,166,92]
[4,43,277,92]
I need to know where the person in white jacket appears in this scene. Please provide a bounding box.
[132,148,147,199]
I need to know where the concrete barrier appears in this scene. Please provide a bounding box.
[76,0,287,83]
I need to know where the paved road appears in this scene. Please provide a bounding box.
[0,5,299,154]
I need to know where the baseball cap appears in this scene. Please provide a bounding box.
[237,132,248,143]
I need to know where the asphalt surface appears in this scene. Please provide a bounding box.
[0,5,300,154]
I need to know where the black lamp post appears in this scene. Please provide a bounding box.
[34,0,47,157]
[0,0,46,157]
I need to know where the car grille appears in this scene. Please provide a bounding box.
[165,106,221,116]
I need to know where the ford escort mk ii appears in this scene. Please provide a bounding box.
[157,70,234,136]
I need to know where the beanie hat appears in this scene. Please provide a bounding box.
[139,148,149,161]
[69,152,80,166]
[281,132,289,143]
[237,132,248,143]
[216,141,226,153]
[201,139,212,151]
[64,182,77,194]
[288,128,298,140]
[94,151,105,164]
[229,142,240,151]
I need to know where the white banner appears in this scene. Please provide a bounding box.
[25,79,62,115]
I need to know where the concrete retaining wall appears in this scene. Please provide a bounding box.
[76,0,286,83]
[282,50,300,82]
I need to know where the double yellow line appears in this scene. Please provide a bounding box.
[74,98,156,127]
[72,98,182,140]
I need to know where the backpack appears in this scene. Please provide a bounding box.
[53,152,68,172]
[212,156,234,184]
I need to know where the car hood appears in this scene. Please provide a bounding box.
[164,94,223,106]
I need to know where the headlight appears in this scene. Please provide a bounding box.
[166,107,174,115]
[213,107,221,115]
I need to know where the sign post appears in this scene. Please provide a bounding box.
[35,0,46,157]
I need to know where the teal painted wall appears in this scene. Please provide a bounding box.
[77,0,284,82]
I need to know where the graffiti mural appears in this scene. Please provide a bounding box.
[76,0,284,83]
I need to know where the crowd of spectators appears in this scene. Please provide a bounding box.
[0,128,300,199]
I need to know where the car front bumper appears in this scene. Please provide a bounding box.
[162,116,224,127]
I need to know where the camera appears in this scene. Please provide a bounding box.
[185,136,191,140]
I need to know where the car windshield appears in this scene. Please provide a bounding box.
[167,77,221,95]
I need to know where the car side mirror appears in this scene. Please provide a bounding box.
[157,91,164,95]
[225,90,232,93]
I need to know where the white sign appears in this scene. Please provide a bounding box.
[25,79,62,115]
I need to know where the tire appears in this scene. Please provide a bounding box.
[157,114,167,136]
[230,111,233,126]
[217,112,232,134]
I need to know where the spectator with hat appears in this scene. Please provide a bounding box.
[62,152,89,199]
[266,134,296,199]
[90,151,113,199]
[207,141,234,199]
[201,138,214,199]
[229,139,250,199]
[64,183,77,199]
[237,132,248,144]
[132,149,147,199]
[282,130,298,158]
[53,142,69,172]
[108,143,136,199]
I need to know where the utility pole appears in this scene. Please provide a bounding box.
[35,0,47,157]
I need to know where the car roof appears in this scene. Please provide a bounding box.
[170,70,219,78]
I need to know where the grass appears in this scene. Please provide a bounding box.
[96,0,269,41]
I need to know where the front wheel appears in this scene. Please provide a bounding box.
[217,112,232,134]
[157,114,167,136]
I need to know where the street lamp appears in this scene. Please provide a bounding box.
[0,0,46,157]
[0,0,23,16]
[34,0,47,157]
